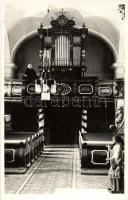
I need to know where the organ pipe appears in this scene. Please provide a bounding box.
[55,35,70,66]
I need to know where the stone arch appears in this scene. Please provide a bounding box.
[8,8,119,55]
[11,28,117,64]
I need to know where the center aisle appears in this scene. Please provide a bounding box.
[5,145,109,194]
[20,145,75,193]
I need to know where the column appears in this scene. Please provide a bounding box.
[4,25,16,80]
[113,4,125,135]
[81,109,87,139]
[38,108,45,153]
[79,109,88,162]
[113,5,125,79]
[81,23,88,77]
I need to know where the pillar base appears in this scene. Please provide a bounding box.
[112,62,124,79]
[4,63,17,80]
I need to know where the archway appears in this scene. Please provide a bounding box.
[13,31,116,80]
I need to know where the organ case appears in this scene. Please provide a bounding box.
[41,14,88,78]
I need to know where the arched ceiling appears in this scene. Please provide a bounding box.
[4,2,123,55]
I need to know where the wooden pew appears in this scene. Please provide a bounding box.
[5,131,45,173]
[5,138,29,174]
[79,131,113,168]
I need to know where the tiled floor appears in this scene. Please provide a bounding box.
[5,146,109,194]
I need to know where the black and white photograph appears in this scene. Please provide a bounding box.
[0,0,127,199]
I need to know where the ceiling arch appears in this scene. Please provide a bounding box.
[8,8,119,56]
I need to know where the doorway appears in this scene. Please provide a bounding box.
[45,107,82,144]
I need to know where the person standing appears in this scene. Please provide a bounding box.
[108,134,124,193]
[23,64,37,84]
[22,64,37,96]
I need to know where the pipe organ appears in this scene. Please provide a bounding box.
[55,35,70,66]
[40,13,88,76]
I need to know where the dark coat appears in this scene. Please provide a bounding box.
[24,68,37,80]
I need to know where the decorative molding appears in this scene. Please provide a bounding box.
[50,9,75,28]
[98,87,112,96]
[91,150,109,165]
[51,83,71,96]
[5,149,16,163]
[79,84,93,94]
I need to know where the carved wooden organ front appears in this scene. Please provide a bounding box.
[39,14,88,79]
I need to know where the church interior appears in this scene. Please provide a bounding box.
[3,0,125,195]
